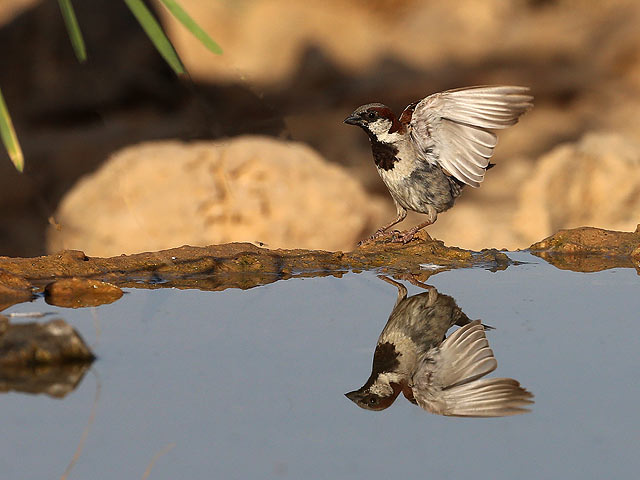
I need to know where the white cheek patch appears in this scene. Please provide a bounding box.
[369,375,395,397]
[368,119,394,139]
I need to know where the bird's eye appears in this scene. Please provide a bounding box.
[366,111,377,120]
[367,397,378,406]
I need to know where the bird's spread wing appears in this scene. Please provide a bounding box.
[411,320,533,417]
[408,86,533,187]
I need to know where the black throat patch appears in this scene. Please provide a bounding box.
[361,341,400,390]
[369,137,399,171]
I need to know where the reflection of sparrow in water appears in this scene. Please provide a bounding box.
[346,276,533,417]
[344,86,532,243]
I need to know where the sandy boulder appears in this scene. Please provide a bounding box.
[47,136,386,256]
[515,133,640,245]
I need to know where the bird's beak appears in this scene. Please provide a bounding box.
[345,390,362,403]
[344,114,361,126]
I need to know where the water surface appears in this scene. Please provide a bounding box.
[1,252,638,479]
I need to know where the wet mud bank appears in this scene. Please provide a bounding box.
[530,226,640,273]
[0,232,509,299]
[0,227,638,304]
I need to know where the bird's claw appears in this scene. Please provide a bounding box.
[390,231,415,244]
[357,228,398,246]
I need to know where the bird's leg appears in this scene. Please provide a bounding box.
[377,275,408,308]
[395,273,435,292]
[358,204,407,245]
[373,211,406,237]
[392,205,437,244]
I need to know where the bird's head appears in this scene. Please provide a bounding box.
[345,374,403,412]
[344,104,403,139]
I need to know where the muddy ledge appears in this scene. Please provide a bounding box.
[1,227,638,298]
[529,226,640,273]
[0,233,510,294]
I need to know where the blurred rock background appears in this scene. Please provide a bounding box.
[1,0,639,256]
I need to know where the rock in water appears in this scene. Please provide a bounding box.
[0,318,95,366]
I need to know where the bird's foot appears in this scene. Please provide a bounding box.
[393,272,434,289]
[357,228,399,246]
[390,227,432,244]
[390,230,416,244]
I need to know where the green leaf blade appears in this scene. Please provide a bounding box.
[124,0,185,75]
[57,0,87,62]
[0,87,24,173]
[159,0,222,55]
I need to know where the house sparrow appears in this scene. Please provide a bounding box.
[344,86,533,243]
[345,276,533,417]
